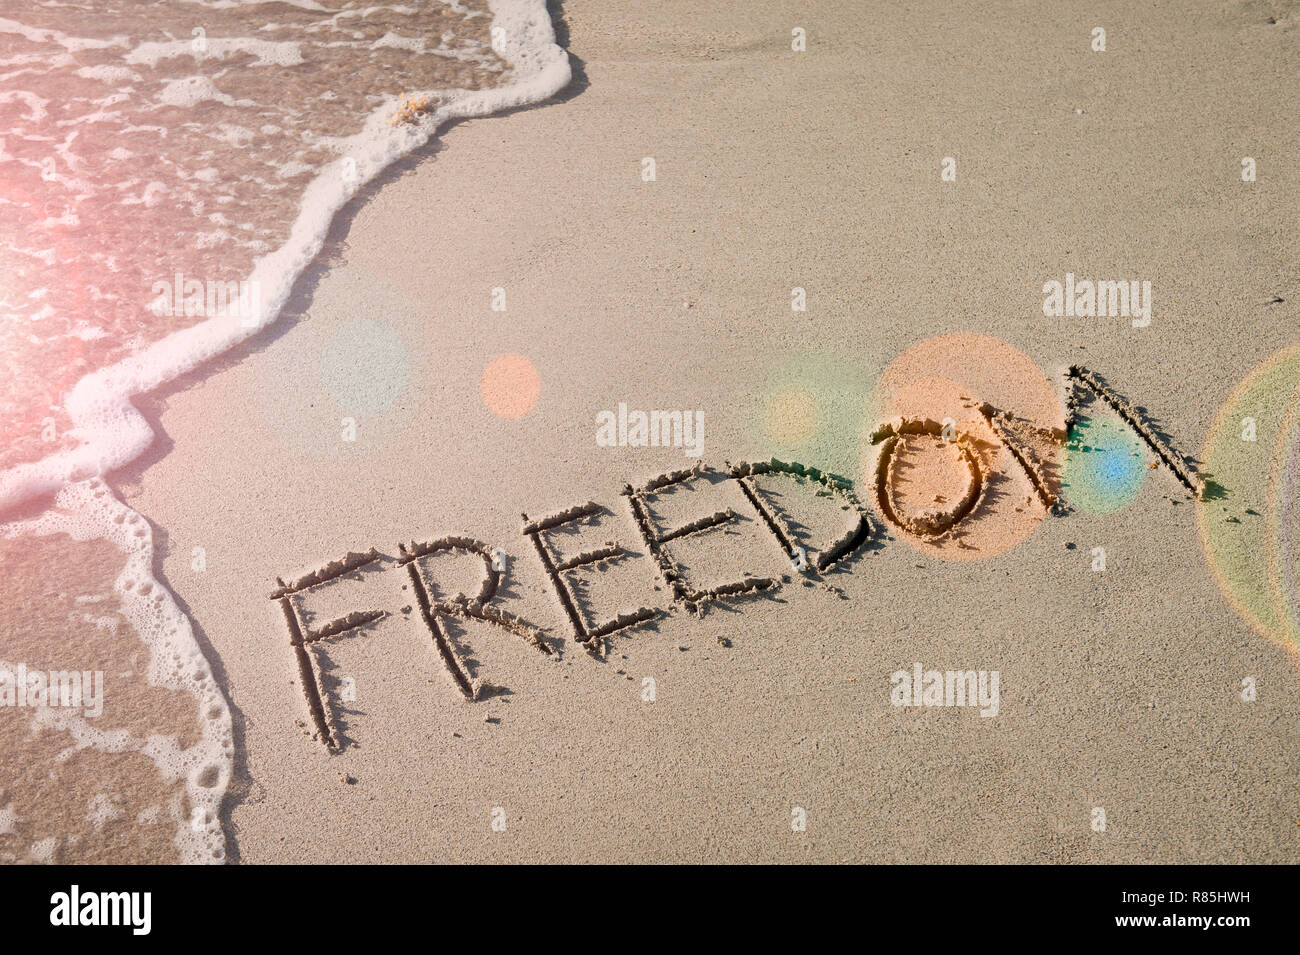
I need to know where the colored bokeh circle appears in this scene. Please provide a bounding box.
[481,353,541,420]
[862,333,1064,561]
[1061,417,1148,514]
[1196,345,1300,654]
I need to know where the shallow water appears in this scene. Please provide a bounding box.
[0,0,568,863]
[0,0,508,470]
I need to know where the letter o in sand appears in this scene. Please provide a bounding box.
[481,353,540,420]
[863,334,1064,561]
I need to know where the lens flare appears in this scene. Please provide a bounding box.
[320,318,410,416]
[765,387,820,446]
[0,181,91,460]
[1061,417,1148,515]
[746,351,877,483]
[1197,345,1300,654]
[863,333,1063,561]
[481,353,541,420]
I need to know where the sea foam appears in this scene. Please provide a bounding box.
[1,0,570,512]
[0,0,571,862]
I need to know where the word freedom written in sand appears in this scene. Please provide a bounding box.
[272,366,1202,748]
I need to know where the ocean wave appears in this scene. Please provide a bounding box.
[0,0,570,862]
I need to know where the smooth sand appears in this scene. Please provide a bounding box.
[9,0,1300,863]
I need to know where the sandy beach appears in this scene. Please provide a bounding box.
[2,0,1299,864]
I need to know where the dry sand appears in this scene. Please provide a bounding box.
[6,0,1300,862]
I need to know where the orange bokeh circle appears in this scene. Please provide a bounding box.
[863,334,1064,561]
[481,353,541,420]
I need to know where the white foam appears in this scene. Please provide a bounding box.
[0,90,48,122]
[86,793,125,828]
[372,31,427,52]
[126,37,305,69]
[183,0,330,10]
[74,65,142,85]
[158,75,235,108]
[0,18,126,53]
[28,838,56,863]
